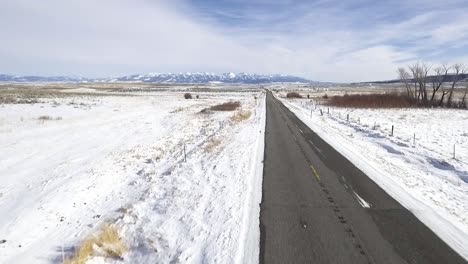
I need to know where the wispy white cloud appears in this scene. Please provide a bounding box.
[0,0,467,82]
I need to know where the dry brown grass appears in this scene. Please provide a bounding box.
[204,138,222,153]
[0,87,55,104]
[64,224,127,264]
[210,101,241,111]
[230,110,252,123]
[0,94,41,104]
[170,107,185,113]
[0,96,18,104]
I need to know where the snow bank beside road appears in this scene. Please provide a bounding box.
[277,94,468,260]
[112,94,266,263]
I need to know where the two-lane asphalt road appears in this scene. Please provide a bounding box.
[259,91,466,264]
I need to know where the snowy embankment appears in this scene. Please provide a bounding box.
[276,93,468,260]
[0,91,265,263]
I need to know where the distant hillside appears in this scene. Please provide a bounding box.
[359,73,468,84]
[0,74,89,83]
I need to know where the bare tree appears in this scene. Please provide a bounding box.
[430,64,450,103]
[408,62,431,105]
[461,84,468,108]
[447,63,466,106]
[397,61,468,108]
[438,88,450,106]
[408,62,421,102]
[420,63,432,105]
[398,67,413,99]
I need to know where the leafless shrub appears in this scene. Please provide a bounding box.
[184,93,192,99]
[38,115,53,120]
[38,116,62,121]
[210,101,241,111]
[286,92,302,98]
[327,93,413,108]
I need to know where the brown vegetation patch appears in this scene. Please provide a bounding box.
[327,93,413,108]
[210,101,241,111]
[286,92,303,98]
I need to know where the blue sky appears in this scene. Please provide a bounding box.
[0,0,467,82]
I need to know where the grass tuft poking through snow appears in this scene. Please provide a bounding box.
[64,224,127,264]
[231,110,252,123]
[203,137,222,153]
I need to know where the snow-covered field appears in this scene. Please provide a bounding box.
[277,93,468,260]
[0,90,265,263]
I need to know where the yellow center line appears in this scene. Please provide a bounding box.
[310,164,321,182]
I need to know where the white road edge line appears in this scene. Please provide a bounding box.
[353,191,371,208]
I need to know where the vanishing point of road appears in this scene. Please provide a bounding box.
[259,91,466,264]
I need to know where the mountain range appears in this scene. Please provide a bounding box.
[0,73,310,84]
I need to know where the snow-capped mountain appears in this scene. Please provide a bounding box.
[0,73,311,84]
[113,72,310,84]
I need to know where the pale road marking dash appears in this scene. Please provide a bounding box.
[353,191,371,208]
